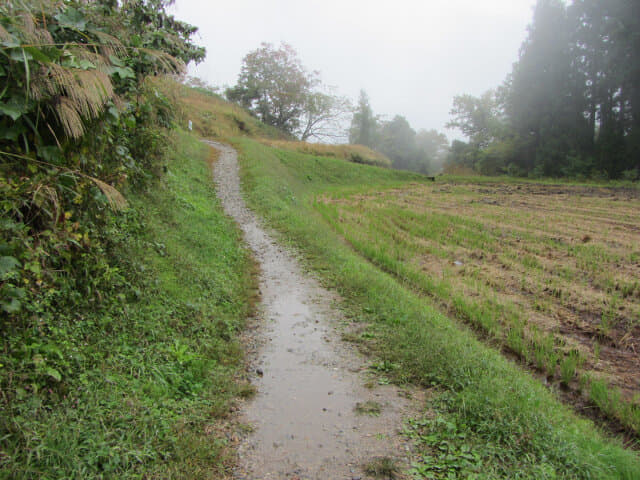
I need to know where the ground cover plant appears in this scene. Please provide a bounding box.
[316,181,640,434]
[1,1,256,476]
[1,132,254,478]
[235,137,640,478]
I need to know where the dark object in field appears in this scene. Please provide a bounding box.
[426,176,435,182]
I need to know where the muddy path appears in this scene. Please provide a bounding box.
[206,140,420,480]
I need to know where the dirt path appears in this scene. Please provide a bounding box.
[206,140,420,480]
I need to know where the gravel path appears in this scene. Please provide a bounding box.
[206,140,419,480]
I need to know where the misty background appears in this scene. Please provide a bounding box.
[170,0,536,139]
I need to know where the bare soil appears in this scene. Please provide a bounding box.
[206,141,422,480]
[324,182,640,402]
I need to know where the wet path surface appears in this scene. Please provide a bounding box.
[206,141,418,479]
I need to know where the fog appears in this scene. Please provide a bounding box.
[171,0,536,139]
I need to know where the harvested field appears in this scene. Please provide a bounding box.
[317,181,640,435]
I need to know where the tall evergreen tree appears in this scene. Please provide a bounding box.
[348,90,377,147]
[506,0,590,176]
[572,0,640,177]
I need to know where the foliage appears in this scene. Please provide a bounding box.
[299,88,352,141]
[446,90,505,149]
[1,132,254,478]
[226,42,351,140]
[349,90,378,147]
[446,0,640,179]
[349,90,449,174]
[0,1,232,476]
[226,42,313,135]
[415,129,449,172]
[405,393,562,479]
[0,0,203,323]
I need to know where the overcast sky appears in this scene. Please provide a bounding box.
[171,0,536,141]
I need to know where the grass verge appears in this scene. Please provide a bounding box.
[235,137,640,478]
[1,132,253,478]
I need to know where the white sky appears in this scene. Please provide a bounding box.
[170,0,536,141]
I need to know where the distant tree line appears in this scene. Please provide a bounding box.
[447,0,640,180]
[225,44,450,173]
[349,91,449,174]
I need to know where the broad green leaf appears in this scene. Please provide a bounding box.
[45,368,62,382]
[0,122,27,140]
[107,106,120,120]
[23,46,51,64]
[1,298,21,313]
[113,66,135,79]
[9,48,32,62]
[55,8,87,30]
[37,145,63,164]
[1,40,20,48]
[0,99,30,121]
[78,59,96,70]
[0,256,20,278]
[109,55,125,67]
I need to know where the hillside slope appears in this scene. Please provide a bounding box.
[1,132,254,478]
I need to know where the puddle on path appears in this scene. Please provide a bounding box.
[207,141,420,479]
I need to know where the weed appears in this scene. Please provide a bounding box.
[363,456,400,479]
[602,294,622,336]
[506,321,527,357]
[560,350,582,386]
[590,378,611,413]
[355,400,383,416]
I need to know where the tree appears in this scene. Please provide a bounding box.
[226,43,316,135]
[227,43,350,140]
[376,115,435,173]
[349,90,377,147]
[298,89,352,141]
[505,0,590,176]
[571,0,640,177]
[415,129,449,171]
[446,90,504,148]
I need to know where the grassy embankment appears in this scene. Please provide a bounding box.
[1,132,253,478]
[234,137,640,479]
[171,81,391,167]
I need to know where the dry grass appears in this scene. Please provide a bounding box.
[154,79,287,141]
[258,139,392,168]
[318,181,640,433]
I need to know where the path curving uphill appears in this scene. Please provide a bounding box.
[206,140,419,480]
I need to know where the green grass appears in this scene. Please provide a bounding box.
[235,137,640,479]
[0,132,253,478]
